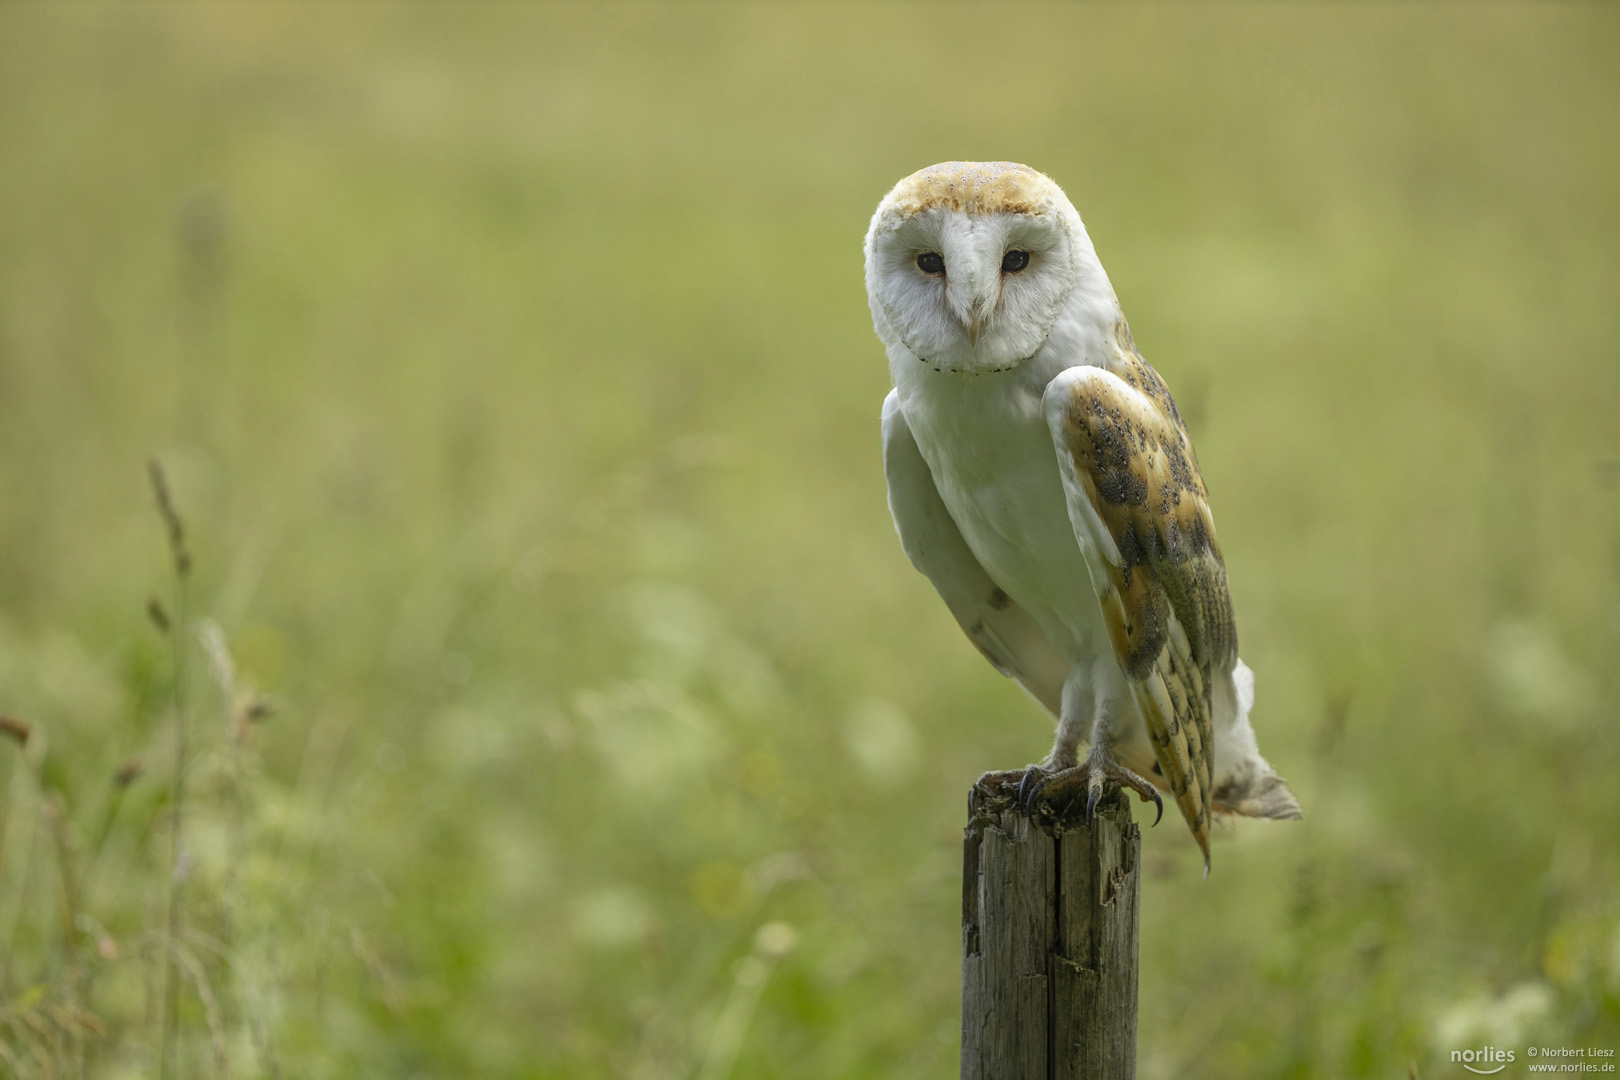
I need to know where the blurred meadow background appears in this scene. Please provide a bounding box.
[2,4,1618,1077]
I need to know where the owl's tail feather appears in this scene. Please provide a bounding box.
[1213,767,1302,820]
[1210,660,1302,821]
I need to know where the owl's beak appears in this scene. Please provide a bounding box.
[966,299,989,347]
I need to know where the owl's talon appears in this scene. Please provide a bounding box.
[971,765,1052,815]
[1028,750,1162,826]
[976,756,1161,825]
[973,767,1031,801]
[1016,766,1047,815]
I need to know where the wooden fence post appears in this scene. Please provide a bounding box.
[960,784,1141,1079]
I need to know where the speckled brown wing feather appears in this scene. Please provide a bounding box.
[1044,349,1237,869]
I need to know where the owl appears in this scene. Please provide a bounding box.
[866,162,1300,869]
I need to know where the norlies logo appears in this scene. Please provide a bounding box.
[1453,1046,1517,1074]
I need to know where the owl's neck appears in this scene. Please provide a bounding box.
[1023,281,1125,383]
[888,287,1125,427]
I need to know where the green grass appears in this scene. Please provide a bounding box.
[1,4,1618,1077]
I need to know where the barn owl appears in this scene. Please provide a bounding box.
[867,162,1300,869]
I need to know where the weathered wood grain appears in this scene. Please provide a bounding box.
[961,786,1140,1080]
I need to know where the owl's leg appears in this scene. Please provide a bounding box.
[1041,712,1163,826]
[996,661,1162,824]
[972,664,1093,802]
[1046,664,1092,771]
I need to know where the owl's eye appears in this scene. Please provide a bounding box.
[1001,250,1030,273]
[916,252,945,275]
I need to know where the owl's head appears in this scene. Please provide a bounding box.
[864,162,1112,375]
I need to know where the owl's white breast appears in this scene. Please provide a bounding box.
[887,307,1111,661]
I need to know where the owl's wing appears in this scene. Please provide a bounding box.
[882,390,1071,717]
[1042,361,1237,869]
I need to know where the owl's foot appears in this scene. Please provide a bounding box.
[972,767,1038,796]
[1001,749,1163,826]
[970,762,1084,814]
[969,766,1042,816]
